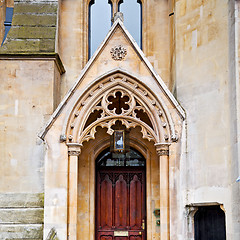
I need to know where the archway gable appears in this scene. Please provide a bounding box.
[64,71,180,145]
[39,19,185,141]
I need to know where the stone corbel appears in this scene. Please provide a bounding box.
[67,143,82,156]
[155,143,170,156]
[185,205,198,218]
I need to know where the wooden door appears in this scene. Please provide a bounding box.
[96,167,146,240]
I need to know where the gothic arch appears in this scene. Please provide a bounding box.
[63,70,179,149]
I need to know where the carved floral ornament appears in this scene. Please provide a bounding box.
[64,73,178,150]
[110,45,127,60]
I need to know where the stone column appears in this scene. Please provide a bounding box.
[155,143,170,240]
[67,143,82,240]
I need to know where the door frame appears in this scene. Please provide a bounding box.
[95,152,147,240]
[91,138,150,240]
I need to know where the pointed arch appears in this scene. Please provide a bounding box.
[63,70,179,146]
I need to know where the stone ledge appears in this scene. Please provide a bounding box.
[8,26,56,39]
[0,193,44,208]
[0,39,55,53]
[14,2,58,14]
[0,53,65,74]
[0,224,43,239]
[12,14,57,27]
[0,209,44,224]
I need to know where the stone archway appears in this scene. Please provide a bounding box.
[95,147,147,240]
[64,71,179,145]
[40,18,185,240]
[63,71,182,240]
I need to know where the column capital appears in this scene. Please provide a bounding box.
[155,143,170,156]
[67,143,82,156]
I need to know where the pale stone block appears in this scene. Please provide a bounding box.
[0,193,44,208]
[0,224,43,239]
[0,209,43,224]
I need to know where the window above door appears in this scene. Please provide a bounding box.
[88,0,142,58]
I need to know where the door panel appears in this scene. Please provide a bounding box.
[129,175,142,229]
[96,168,146,240]
[129,236,142,240]
[99,174,113,229]
[100,236,113,240]
[115,175,128,229]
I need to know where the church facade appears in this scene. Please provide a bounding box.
[0,0,240,240]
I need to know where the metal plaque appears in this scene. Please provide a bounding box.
[114,231,129,237]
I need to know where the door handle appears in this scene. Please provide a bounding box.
[139,231,142,235]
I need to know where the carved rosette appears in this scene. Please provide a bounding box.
[110,45,127,60]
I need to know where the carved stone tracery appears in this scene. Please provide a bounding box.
[65,73,178,149]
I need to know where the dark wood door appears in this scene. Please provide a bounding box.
[96,167,146,240]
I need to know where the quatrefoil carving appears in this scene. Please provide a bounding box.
[103,89,135,117]
[107,91,130,114]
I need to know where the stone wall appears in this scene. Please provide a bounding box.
[0,58,62,193]
[0,193,44,240]
[0,0,58,53]
[175,0,240,239]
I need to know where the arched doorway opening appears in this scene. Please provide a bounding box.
[41,70,184,240]
[95,147,146,240]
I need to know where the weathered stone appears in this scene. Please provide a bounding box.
[8,26,56,39]
[5,239,42,240]
[14,3,58,14]
[12,14,57,27]
[39,39,55,52]
[0,39,55,53]
[0,224,43,239]
[0,193,44,208]
[0,209,44,224]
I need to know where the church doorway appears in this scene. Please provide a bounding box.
[95,148,146,240]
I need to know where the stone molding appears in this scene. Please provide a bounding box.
[64,72,180,146]
[155,143,170,156]
[0,53,65,74]
[38,19,185,141]
[67,143,82,156]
